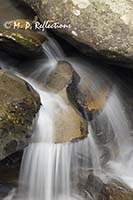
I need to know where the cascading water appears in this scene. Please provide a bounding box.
[16,87,73,200]
[2,38,103,200]
[2,36,133,200]
[102,89,133,188]
[14,79,102,200]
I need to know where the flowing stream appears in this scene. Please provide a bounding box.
[2,37,133,200]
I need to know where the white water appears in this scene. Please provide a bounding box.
[2,37,133,200]
[14,85,101,200]
[16,88,72,200]
[102,90,133,188]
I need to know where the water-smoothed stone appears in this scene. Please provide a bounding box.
[46,61,111,142]
[23,0,133,66]
[53,88,88,143]
[0,0,46,58]
[85,174,133,200]
[46,61,74,93]
[47,61,110,121]
[0,70,40,160]
[46,61,88,143]
[67,72,111,121]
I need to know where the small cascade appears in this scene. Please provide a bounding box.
[14,83,101,200]
[2,37,133,200]
[42,36,65,62]
[102,89,133,188]
[16,88,72,200]
[103,89,132,155]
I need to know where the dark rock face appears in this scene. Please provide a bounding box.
[0,151,22,199]
[23,0,133,66]
[0,71,40,160]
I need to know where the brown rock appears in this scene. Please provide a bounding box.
[46,61,74,93]
[46,61,88,143]
[0,70,40,160]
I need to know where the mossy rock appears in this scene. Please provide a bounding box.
[0,70,40,160]
[0,0,46,58]
[0,28,46,58]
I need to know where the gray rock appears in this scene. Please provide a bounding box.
[23,0,133,66]
[0,70,40,160]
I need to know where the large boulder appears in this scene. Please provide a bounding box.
[0,71,40,160]
[23,0,133,66]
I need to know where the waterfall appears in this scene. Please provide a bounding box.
[102,89,133,188]
[42,37,65,61]
[2,36,133,200]
[16,88,73,200]
[14,83,101,200]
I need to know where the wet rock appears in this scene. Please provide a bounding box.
[53,88,88,143]
[86,174,133,200]
[91,113,119,165]
[0,151,22,198]
[45,60,111,142]
[0,27,46,58]
[46,61,74,93]
[0,0,46,58]
[4,140,18,156]
[23,0,133,66]
[99,146,112,166]
[0,183,16,199]
[46,61,88,143]
[67,71,111,121]
[0,70,40,160]
[92,114,115,145]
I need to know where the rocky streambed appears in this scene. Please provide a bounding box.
[0,0,133,199]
